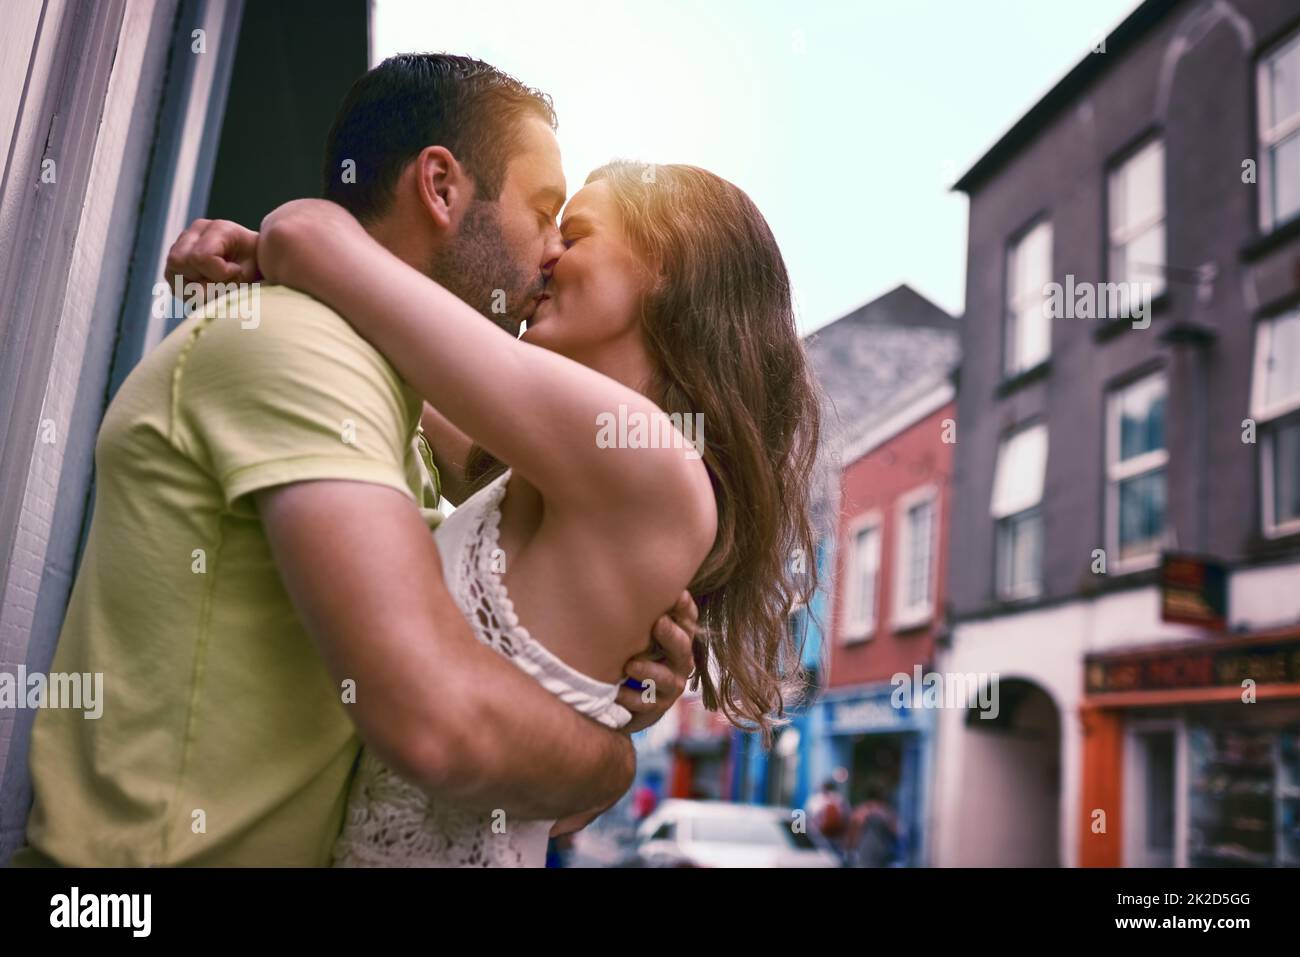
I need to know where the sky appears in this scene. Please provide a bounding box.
[373,0,1142,334]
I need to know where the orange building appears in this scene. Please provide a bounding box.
[1080,625,1300,867]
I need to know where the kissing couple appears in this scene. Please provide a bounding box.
[15,52,820,867]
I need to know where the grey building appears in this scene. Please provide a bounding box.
[806,284,961,460]
[933,0,1300,867]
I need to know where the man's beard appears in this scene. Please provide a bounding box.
[425,199,540,334]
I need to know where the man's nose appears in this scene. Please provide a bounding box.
[540,229,565,278]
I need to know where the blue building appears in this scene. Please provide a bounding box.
[730,535,832,812]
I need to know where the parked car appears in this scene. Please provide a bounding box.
[633,799,841,867]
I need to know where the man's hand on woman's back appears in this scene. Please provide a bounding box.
[618,591,699,734]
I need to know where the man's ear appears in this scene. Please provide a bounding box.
[414,145,472,233]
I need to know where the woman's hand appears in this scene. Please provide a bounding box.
[258,198,367,290]
[164,218,260,286]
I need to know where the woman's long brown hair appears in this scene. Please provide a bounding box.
[467,163,822,747]
[585,161,822,748]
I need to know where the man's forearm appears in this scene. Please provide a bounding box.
[257,479,633,826]
[414,636,635,821]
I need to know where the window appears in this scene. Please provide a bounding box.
[1004,221,1053,375]
[894,486,937,627]
[1108,138,1165,299]
[843,515,881,640]
[1258,28,1300,231]
[787,605,806,644]
[1140,732,1176,857]
[1106,372,1168,568]
[1252,309,1300,537]
[991,423,1048,599]
[1125,723,1179,868]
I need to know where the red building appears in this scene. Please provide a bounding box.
[805,284,959,866]
[831,396,955,685]
[819,387,956,866]
[646,286,962,835]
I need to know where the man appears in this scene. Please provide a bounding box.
[12,53,693,867]
[846,781,900,868]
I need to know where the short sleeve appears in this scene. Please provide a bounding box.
[171,286,423,516]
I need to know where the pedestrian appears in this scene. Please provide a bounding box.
[846,781,900,867]
[807,778,849,858]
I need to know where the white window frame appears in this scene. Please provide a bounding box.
[991,422,1049,601]
[1257,27,1300,232]
[0,0,246,858]
[893,484,938,629]
[1251,308,1300,538]
[841,511,882,643]
[996,509,1044,601]
[1004,220,1053,376]
[1105,371,1169,572]
[1122,717,1189,869]
[1107,137,1166,297]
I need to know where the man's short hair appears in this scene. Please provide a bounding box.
[322,53,557,222]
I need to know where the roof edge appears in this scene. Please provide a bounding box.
[953,0,1186,195]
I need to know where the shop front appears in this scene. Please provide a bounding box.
[816,682,935,866]
[1080,626,1300,867]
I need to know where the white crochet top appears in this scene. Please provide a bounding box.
[331,469,631,867]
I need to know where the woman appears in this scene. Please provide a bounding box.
[170,162,820,866]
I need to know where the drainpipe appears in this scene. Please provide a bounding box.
[1157,263,1219,554]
